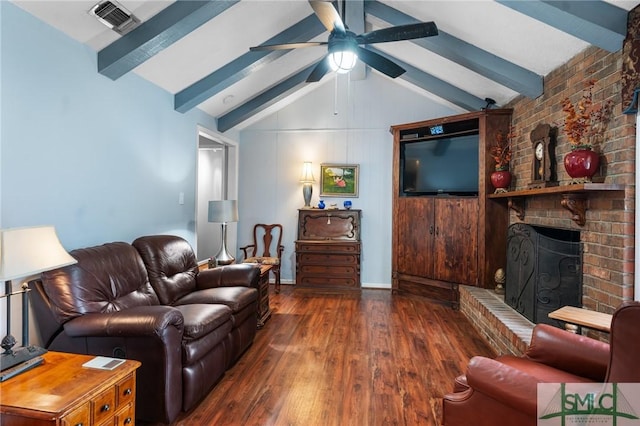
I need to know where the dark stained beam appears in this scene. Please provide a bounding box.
[366,47,486,111]
[99,0,238,80]
[175,14,326,113]
[365,0,543,98]
[217,62,320,133]
[496,0,628,52]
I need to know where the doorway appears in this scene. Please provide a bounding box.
[196,130,237,261]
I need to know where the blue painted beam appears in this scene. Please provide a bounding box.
[496,0,628,52]
[175,14,326,113]
[217,62,319,133]
[367,47,486,111]
[98,1,239,80]
[365,0,543,98]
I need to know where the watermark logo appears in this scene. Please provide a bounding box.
[538,383,640,425]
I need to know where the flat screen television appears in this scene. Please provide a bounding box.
[400,132,480,196]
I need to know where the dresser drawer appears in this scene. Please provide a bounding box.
[116,374,135,409]
[296,242,360,254]
[115,403,135,426]
[298,276,359,287]
[299,253,359,265]
[93,386,117,425]
[300,264,357,275]
[61,402,90,426]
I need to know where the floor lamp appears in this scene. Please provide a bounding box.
[0,226,77,376]
[208,200,239,266]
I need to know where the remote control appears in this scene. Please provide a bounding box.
[0,356,44,382]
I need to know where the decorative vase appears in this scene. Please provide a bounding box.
[318,200,325,209]
[564,148,600,182]
[490,169,512,192]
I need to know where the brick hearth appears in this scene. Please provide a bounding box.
[460,285,534,356]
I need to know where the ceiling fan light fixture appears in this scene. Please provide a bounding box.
[329,50,358,73]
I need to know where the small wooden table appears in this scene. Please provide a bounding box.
[257,264,273,328]
[1,351,140,425]
[548,306,613,333]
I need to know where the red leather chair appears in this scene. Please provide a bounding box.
[442,301,640,426]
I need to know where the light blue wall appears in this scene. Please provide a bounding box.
[0,2,217,250]
[239,73,460,288]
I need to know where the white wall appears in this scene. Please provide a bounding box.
[238,73,460,288]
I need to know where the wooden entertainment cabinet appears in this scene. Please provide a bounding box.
[391,109,512,307]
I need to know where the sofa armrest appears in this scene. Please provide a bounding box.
[524,324,609,381]
[63,306,184,338]
[196,263,260,289]
[462,356,539,417]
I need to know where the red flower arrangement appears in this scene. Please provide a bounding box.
[490,127,516,171]
[560,79,613,150]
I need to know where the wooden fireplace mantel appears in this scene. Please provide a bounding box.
[488,183,625,226]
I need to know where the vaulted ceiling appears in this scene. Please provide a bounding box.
[13,0,640,133]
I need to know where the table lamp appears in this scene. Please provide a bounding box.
[208,200,239,265]
[300,162,315,208]
[0,226,77,374]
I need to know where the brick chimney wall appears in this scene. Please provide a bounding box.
[504,45,636,315]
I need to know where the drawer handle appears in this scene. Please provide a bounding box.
[75,423,83,426]
[124,417,132,424]
[124,388,132,395]
[101,404,110,412]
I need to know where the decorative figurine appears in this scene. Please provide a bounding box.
[494,268,506,295]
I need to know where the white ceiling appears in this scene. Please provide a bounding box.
[12,0,640,132]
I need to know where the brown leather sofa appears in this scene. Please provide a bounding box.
[442,301,640,426]
[30,235,260,424]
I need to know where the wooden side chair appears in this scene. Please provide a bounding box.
[240,224,284,293]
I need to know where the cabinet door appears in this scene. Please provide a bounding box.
[396,197,435,277]
[433,198,478,284]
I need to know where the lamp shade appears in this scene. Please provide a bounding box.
[329,50,358,73]
[300,162,315,183]
[0,226,77,281]
[208,200,239,223]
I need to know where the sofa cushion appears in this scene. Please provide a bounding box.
[175,286,258,313]
[173,304,232,340]
[42,242,159,324]
[133,235,199,305]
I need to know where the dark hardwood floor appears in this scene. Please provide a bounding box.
[153,286,496,426]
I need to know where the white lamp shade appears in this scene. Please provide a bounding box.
[300,162,315,183]
[0,226,77,281]
[208,200,239,223]
[329,50,358,73]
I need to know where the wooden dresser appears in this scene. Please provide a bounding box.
[0,351,140,426]
[295,209,361,290]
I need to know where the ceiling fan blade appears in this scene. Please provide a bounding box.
[250,42,327,52]
[306,56,331,82]
[355,46,405,78]
[355,22,438,45]
[309,0,345,34]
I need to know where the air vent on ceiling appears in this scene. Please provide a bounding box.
[90,1,140,35]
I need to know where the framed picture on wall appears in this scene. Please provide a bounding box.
[320,164,359,197]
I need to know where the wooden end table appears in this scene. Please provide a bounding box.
[257,264,273,328]
[548,306,612,333]
[1,351,140,425]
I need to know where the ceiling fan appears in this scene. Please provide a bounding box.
[249,0,438,82]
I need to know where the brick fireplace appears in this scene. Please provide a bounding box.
[460,29,636,355]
